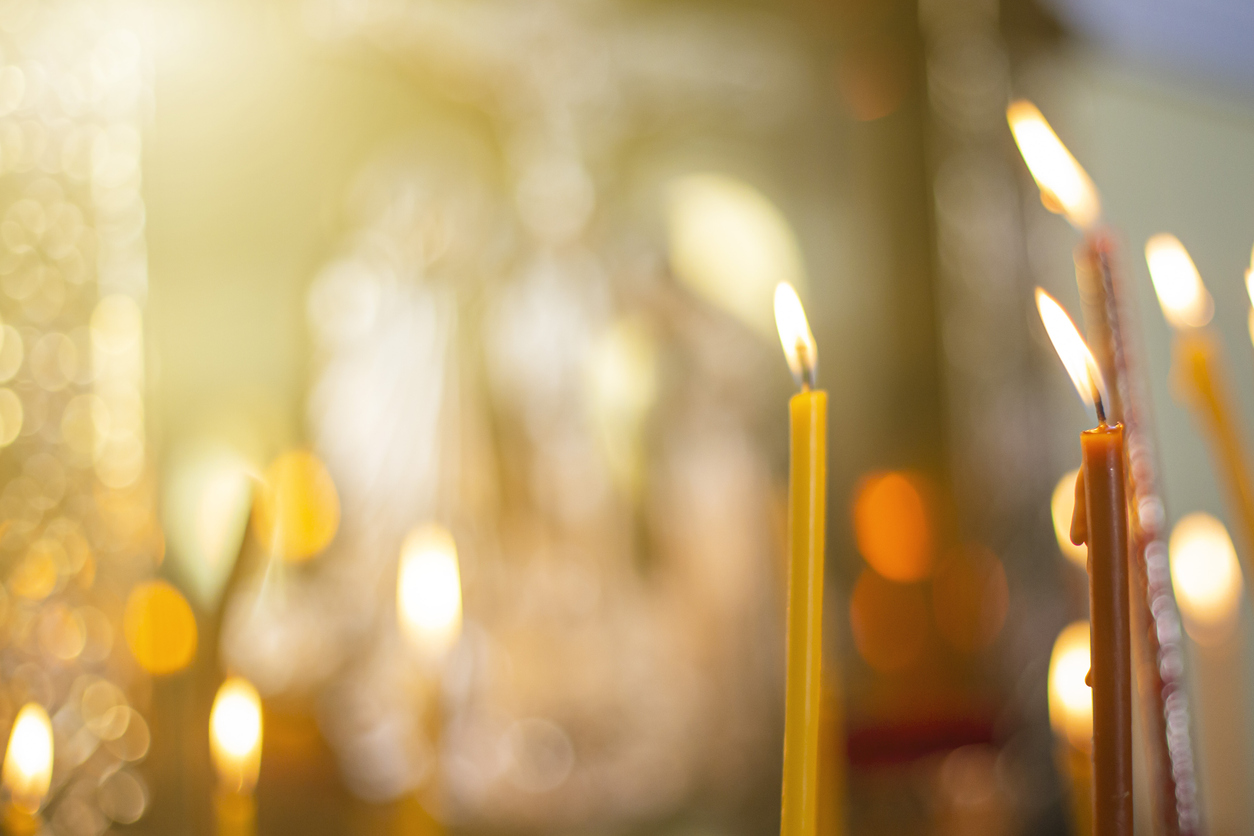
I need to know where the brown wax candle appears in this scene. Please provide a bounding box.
[1073,422,1132,836]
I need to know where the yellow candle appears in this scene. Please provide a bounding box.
[1146,235,1254,579]
[774,282,828,836]
[1168,514,1251,834]
[210,676,263,836]
[1,704,52,836]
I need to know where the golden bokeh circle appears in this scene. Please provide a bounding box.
[253,450,340,562]
[852,471,933,582]
[123,580,197,675]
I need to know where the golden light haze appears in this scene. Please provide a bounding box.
[1048,621,1093,750]
[1006,100,1101,230]
[1169,512,1244,645]
[1035,288,1108,412]
[2,703,53,814]
[774,282,817,387]
[210,677,263,794]
[1145,233,1214,329]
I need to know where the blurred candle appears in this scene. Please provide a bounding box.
[396,524,463,833]
[1,704,52,836]
[1050,621,1094,836]
[1007,100,1101,231]
[774,282,831,836]
[1245,245,1254,349]
[210,677,263,836]
[1146,235,1254,583]
[1169,513,1250,835]
[397,524,463,664]
[1037,289,1132,836]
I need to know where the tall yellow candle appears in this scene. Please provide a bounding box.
[1146,235,1254,582]
[1168,514,1250,836]
[774,282,828,836]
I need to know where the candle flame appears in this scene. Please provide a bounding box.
[2,703,52,813]
[1169,513,1243,645]
[1035,288,1109,414]
[398,524,463,661]
[210,677,263,794]
[1048,621,1093,749]
[1145,233,1213,328]
[774,282,817,388]
[1006,100,1101,230]
[1246,244,1254,347]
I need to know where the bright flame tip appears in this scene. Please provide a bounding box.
[1035,288,1108,417]
[1007,99,1101,230]
[773,282,817,389]
[1145,233,1213,329]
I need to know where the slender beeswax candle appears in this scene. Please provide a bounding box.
[1075,424,1132,836]
[775,283,828,836]
[1038,288,1132,836]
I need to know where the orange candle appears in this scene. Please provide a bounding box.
[1037,289,1132,836]
[774,282,829,836]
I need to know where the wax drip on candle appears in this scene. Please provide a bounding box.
[775,282,817,390]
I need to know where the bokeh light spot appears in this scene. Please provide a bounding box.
[852,471,933,581]
[123,580,197,675]
[1048,621,1092,749]
[253,450,339,562]
[931,545,1009,653]
[850,568,928,673]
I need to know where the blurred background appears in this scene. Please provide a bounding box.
[1,0,1254,834]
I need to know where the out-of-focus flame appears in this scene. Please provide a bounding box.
[1051,469,1087,568]
[1035,288,1108,412]
[210,677,263,794]
[667,173,806,337]
[1145,234,1213,329]
[1048,621,1093,750]
[1245,244,1254,347]
[2,703,52,813]
[1006,100,1101,230]
[774,282,817,388]
[397,524,463,661]
[1169,512,1243,646]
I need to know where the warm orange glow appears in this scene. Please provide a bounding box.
[210,677,263,794]
[931,545,1009,653]
[1169,513,1244,646]
[1145,234,1213,329]
[397,524,463,661]
[2,703,52,814]
[1051,469,1088,567]
[849,568,928,673]
[1036,288,1108,410]
[774,282,817,387]
[253,450,340,562]
[852,471,933,582]
[123,580,198,675]
[1006,100,1101,230]
[1048,621,1093,750]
